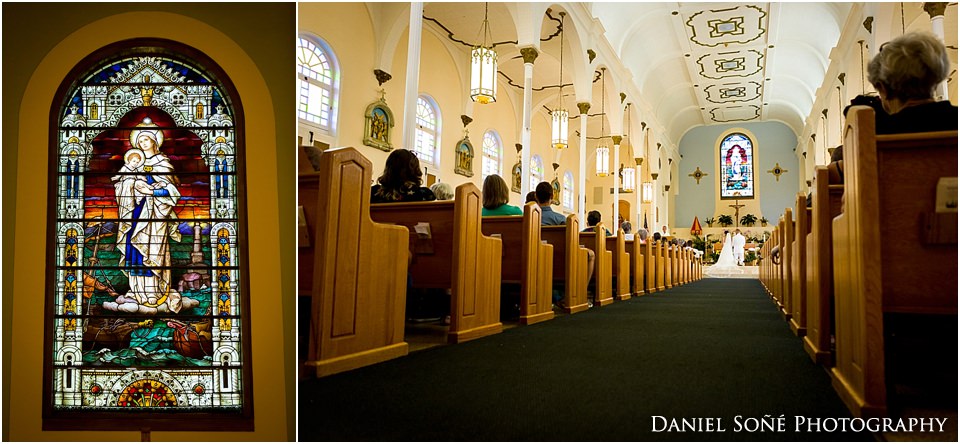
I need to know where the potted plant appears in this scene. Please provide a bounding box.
[705,217,716,227]
[740,213,758,227]
[760,217,768,227]
[744,250,758,266]
[717,214,734,227]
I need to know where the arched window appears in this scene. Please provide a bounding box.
[297,35,339,133]
[719,132,755,199]
[530,155,544,191]
[481,130,502,179]
[415,95,441,167]
[46,40,251,429]
[563,171,575,210]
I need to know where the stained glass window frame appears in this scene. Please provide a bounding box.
[562,171,574,210]
[718,132,755,200]
[297,35,338,133]
[530,155,544,191]
[42,38,253,431]
[481,129,502,179]
[414,95,440,167]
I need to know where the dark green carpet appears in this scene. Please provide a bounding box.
[299,279,872,441]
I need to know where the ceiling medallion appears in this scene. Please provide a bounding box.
[687,5,767,47]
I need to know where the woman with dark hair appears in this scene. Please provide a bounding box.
[481,174,522,216]
[370,149,436,203]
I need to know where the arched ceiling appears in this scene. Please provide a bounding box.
[592,2,851,143]
[419,2,853,146]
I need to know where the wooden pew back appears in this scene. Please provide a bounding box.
[606,230,632,300]
[580,225,613,306]
[305,147,409,377]
[481,203,554,325]
[803,166,842,365]
[370,183,504,343]
[831,106,958,417]
[790,192,811,336]
[541,215,590,313]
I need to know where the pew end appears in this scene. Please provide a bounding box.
[304,147,410,378]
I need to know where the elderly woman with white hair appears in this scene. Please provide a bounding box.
[867,32,957,134]
[430,182,455,200]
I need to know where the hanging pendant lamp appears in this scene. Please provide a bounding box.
[551,12,568,150]
[470,3,497,104]
[595,68,609,176]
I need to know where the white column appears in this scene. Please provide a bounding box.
[924,3,949,101]
[612,135,622,230]
[402,2,424,151]
[520,48,538,197]
[577,102,590,223]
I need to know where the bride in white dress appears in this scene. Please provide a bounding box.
[714,231,738,267]
[708,231,743,277]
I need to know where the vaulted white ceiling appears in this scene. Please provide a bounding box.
[419,2,853,149]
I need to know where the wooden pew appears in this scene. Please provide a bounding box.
[664,244,674,289]
[304,147,409,377]
[481,202,554,325]
[654,241,666,291]
[580,224,614,306]
[607,229,632,300]
[830,106,958,417]
[776,212,793,319]
[790,193,811,336]
[626,238,653,296]
[771,226,782,305]
[370,183,504,344]
[803,166,844,366]
[541,214,590,313]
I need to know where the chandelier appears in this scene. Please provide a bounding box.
[470,2,497,104]
[551,12,568,150]
[595,68,609,176]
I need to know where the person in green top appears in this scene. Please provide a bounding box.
[481,174,523,216]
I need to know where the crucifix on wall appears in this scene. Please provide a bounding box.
[728,199,746,227]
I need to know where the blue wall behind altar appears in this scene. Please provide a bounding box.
[675,121,800,228]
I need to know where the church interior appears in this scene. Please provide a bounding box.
[0,1,956,442]
[298,2,957,441]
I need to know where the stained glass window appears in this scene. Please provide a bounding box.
[46,42,250,429]
[415,96,440,166]
[530,155,544,191]
[719,133,755,199]
[481,130,501,179]
[563,171,574,210]
[297,36,338,132]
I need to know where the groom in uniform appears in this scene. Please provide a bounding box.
[732,229,746,266]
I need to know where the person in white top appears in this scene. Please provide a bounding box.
[731,229,747,266]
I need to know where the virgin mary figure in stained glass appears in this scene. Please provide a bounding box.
[106,117,199,314]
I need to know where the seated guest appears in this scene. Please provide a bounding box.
[653,232,662,243]
[430,182,454,200]
[684,240,703,258]
[869,32,957,134]
[622,221,634,241]
[637,228,649,244]
[581,210,613,236]
[825,33,956,188]
[371,149,436,203]
[481,174,523,216]
[525,191,537,204]
[535,181,566,225]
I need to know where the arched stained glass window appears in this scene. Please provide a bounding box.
[481,130,501,179]
[297,36,338,133]
[530,155,544,191]
[719,132,755,199]
[415,95,440,166]
[45,40,251,430]
[563,171,574,210]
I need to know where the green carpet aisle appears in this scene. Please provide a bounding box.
[299,279,871,441]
